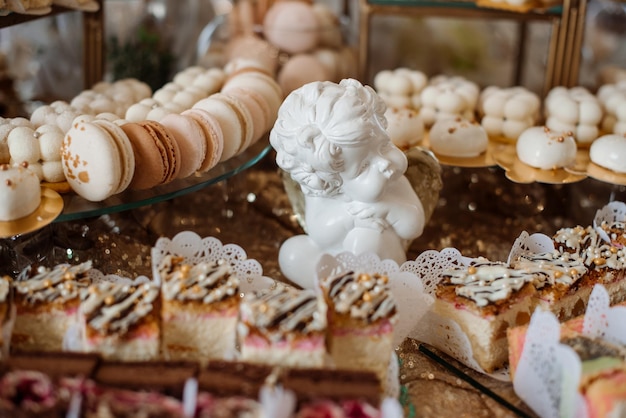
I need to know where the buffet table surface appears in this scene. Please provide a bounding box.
[13,148,622,417]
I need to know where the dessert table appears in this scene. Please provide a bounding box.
[18,146,622,417]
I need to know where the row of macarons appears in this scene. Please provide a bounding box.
[62,69,282,202]
[0,58,281,198]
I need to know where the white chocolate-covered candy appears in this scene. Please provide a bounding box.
[125,98,162,122]
[419,75,479,127]
[8,126,41,165]
[384,107,424,149]
[590,134,626,173]
[545,86,603,144]
[516,126,577,169]
[479,86,540,140]
[429,117,488,158]
[374,68,428,111]
[37,125,64,162]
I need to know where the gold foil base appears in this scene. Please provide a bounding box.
[494,145,590,184]
[0,187,63,239]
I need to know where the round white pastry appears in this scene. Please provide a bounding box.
[0,163,41,221]
[8,126,41,164]
[429,117,488,158]
[590,134,626,173]
[516,126,577,169]
[384,107,424,149]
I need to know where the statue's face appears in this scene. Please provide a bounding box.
[339,136,407,203]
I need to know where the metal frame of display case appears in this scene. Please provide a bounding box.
[358,0,588,94]
[0,0,104,89]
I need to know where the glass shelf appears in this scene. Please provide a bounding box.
[56,139,272,223]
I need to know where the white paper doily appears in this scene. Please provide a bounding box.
[151,231,276,293]
[513,284,626,418]
[507,231,555,265]
[593,201,626,243]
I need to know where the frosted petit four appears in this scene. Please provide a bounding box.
[544,86,603,145]
[0,163,41,221]
[516,126,577,170]
[589,134,626,173]
[429,116,488,158]
[479,86,540,141]
[384,106,424,149]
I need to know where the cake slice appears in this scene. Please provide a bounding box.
[82,361,198,418]
[79,281,160,361]
[0,351,100,418]
[507,311,626,417]
[238,286,327,368]
[195,360,272,417]
[319,271,398,385]
[198,360,275,399]
[553,222,626,311]
[511,250,588,320]
[433,258,538,372]
[281,367,381,408]
[158,255,239,362]
[12,261,92,352]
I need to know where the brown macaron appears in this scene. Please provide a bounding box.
[121,120,180,190]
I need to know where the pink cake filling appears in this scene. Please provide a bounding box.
[242,334,325,351]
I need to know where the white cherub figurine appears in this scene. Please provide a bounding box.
[270,79,426,288]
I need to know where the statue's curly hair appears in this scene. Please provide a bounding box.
[270,79,388,197]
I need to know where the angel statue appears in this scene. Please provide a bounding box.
[270,78,426,288]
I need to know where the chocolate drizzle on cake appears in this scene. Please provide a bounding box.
[14,261,92,305]
[554,223,626,270]
[323,271,397,323]
[159,255,239,304]
[239,287,326,341]
[513,251,587,288]
[81,282,159,336]
[442,259,535,307]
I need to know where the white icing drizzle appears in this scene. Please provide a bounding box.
[554,223,626,270]
[512,251,587,288]
[159,255,239,304]
[239,287,326,342]
[14,261,93,305]
[442,259,535,307]
[323,271,397,323]
[81,282,159,336]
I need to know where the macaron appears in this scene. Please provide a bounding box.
[121,120,180,190]
[193,95,246,162]
[212,92,255,155]
[160,112,207,178]
[62,119,129,202]
[92,119,135,194]
[263,1,320,54]
[181,108,224,172]
[226,87,271,144]
[277,53,331,96]
[222,71,283,124]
